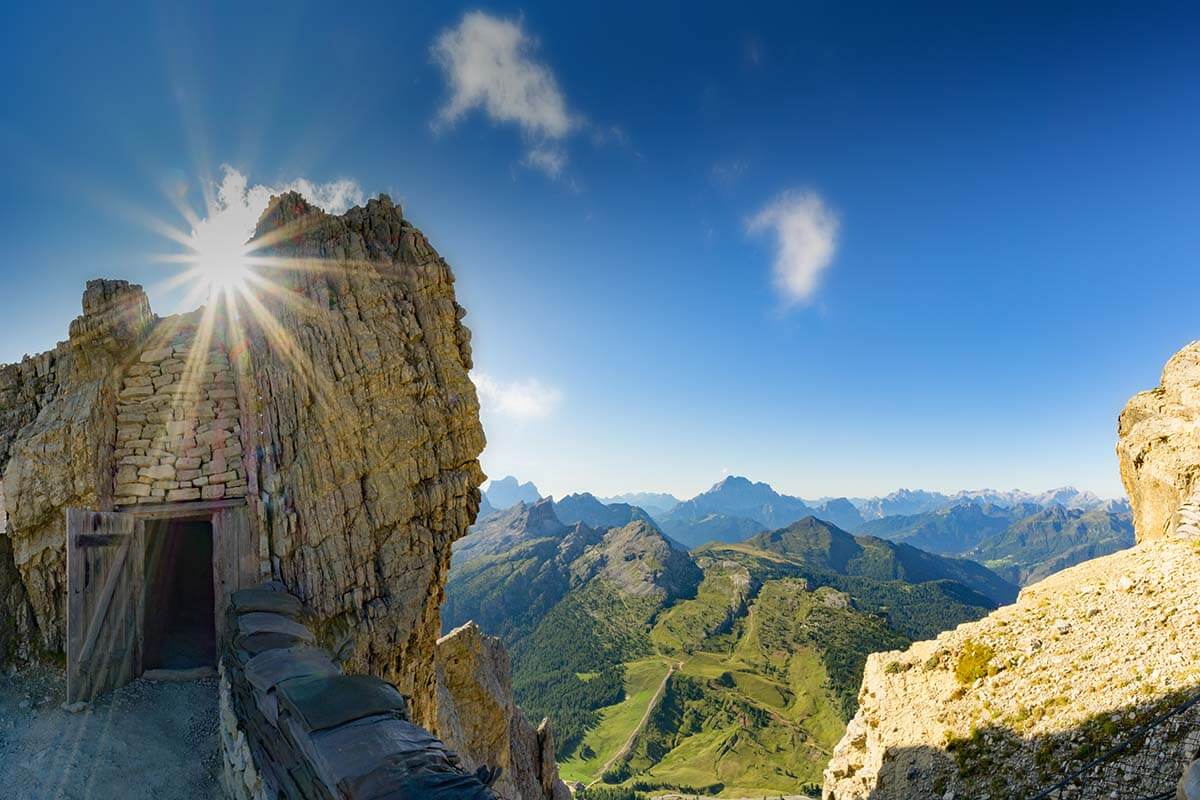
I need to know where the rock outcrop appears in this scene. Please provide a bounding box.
[570,519,703,600]
[0,193,570,797]
[824,340,1200,800]
[1,279,154,654]
[1117,341,1200,542]
[434,623,570,800]
[823,542,1200,799]
[240,193,485,728]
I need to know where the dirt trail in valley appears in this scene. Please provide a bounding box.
[0,665,221,799]
[587,660,680,788]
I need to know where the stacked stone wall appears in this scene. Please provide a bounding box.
[113,322,247,505]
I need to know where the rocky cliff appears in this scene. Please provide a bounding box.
[435,623,571,800]
[0,193,567,798]
[1117,341,1200,542]
[1,279,153,656]
[823,340,1200,800]
[239,192,486,730]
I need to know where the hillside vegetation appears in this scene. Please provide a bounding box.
[445,503,1011,796]
[857,503,1134,586]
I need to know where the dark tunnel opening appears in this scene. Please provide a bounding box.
[143,518,216,670]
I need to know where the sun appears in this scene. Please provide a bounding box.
[187,214,252,296]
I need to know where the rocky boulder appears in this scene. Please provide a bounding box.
[1117,341,1200,542]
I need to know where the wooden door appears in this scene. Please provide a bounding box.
[66,509,145,703]
[212,505,258,644]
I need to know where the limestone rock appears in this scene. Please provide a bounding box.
[0,195,559,792]
[823,540,1200,799]
[434,622,570,800]
[1117,341,1200,542]
[1,279,154,653]
[824,341,1200,800]
[241,192,486,727]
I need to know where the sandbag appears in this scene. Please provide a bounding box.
[245,647,339,695]
[236,611,315,642]
[276,675,408,734]
[340,766,498,800]
[233,631,312,664]
[228,587,306,618]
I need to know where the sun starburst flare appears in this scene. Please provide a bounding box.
[138,167,380,430]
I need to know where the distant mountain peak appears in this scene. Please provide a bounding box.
[526,496,564,533]
[710,474,756,490]
[551,493,659,535]
[485,475,541,510]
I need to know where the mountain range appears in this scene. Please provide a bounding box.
[477,477,1133,591]
[445,499,1016,795]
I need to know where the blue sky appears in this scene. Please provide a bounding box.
[2,2,1197,500]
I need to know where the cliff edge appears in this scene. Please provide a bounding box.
[824,341,1200,799]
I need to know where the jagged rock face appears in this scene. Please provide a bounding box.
[823,541,1200,799]
[0,198,559,794]
[1118,341,1200,542]
[240,193,486,729]
[0,532,34,663]
[824,342,1200,800]
[0,279,154,654]
[435,622,570,800]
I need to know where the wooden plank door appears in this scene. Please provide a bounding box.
[66,509,145,703]
[212,505,258,645]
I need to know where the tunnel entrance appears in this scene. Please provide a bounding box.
[66,502,257,701]
[143,518,216,671]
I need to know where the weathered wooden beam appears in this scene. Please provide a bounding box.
[116,498,248,519]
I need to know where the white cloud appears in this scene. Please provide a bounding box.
[747,190,839,305]
[473,372,563,420]
[432,11,576,176]
[524,143,567,178]
[194,165,364,250]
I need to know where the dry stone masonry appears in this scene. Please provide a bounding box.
[114,322,247,505]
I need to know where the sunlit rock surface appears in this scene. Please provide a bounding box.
[1117,341,1200,542]
[823,341,1200,799]
[0,194,580,795]
[435,622,571,800]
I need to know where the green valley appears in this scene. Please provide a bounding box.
[445,501,1013,796]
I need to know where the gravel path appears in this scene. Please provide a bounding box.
[0,666,221,799]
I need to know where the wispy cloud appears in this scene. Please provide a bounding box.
[747,190,839,306]
[744,35,765,67]
[524,143,568,178]
[473,372,563,420]
[195,165,363,249]
[710,158,748,187]
[432,12,576,177]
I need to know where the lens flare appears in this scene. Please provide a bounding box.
[187,215,251,295]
